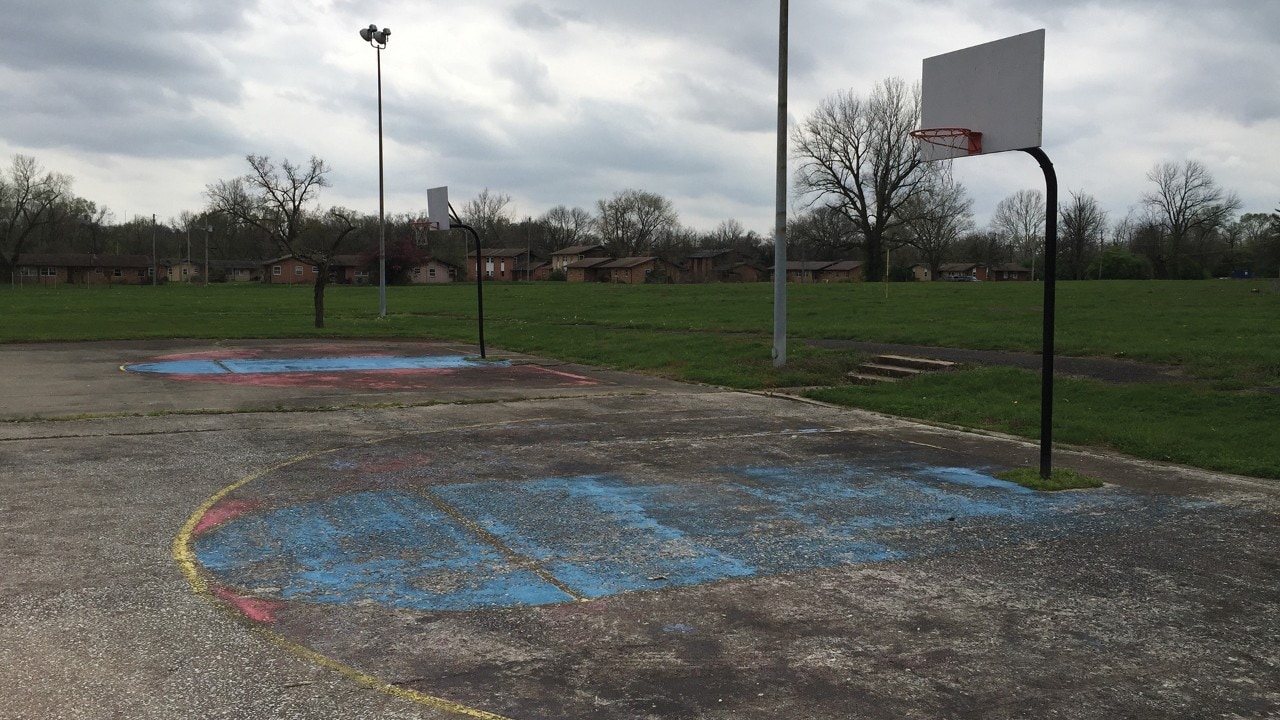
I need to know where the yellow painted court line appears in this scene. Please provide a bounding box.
[170,424,552,720]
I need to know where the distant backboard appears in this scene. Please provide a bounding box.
[427,186,451,231]
[918,29,1045,161]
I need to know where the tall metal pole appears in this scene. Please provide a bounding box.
[151,214,157,286]
[772,0,789,367]
[377,46,387,318]
[204,216,210,287]
[1023,147,1058,479]
[455,223,486,359]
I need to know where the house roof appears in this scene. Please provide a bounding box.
[551,244,605,256]
[990,263,1031,272]
[418,256,462,269]
[566,257,613,269]
[939,262,984,272]
[17,253,151,268]
[467,248,530,258]
[781,261,835,271]
[822,260,864,272]
[599,257,662,269]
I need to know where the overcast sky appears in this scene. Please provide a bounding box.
[1,0,1276,234]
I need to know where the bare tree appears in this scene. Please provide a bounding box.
[539,205,595,249]
[1141,160,1242,279]
[792,77,928,281]
[787,205,861,262]
[461,188,514,248]
[899,166,974,280]
[206,155,356,327]
[957,231,1008,270]
[0,155,73,279]
[594,189,680,257]
[1058,190,1108,280]
[991,189,1046,279]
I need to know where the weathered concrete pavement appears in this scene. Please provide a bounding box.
[1,340,1276,719]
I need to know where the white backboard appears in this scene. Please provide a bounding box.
[427,186,451,231]
[919,29,1045,160]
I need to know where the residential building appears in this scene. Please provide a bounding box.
[988,263,1032,281]
[466,248,537,281]
[565,257,612,283]
[780,261,834,283]
[817,260,865,282]
[12,253,153,286]
[550,245,608,274]
[598,257,682,284]
[939,263,990,281]
[407,257,461,284]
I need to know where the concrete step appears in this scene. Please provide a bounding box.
[843,354,958,387]
[844,372,900,386]
[872,355,958,372]
[858,363,925,379]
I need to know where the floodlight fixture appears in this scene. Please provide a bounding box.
[360,24,390,49]
[358,22,391,317]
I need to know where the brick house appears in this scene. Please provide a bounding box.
[565,257,612,283]
[406,257,461,284]
[12,253,153,286]
[550,245,608,274]
[817,260,865,282]
[725,262,767,282]
[598,257,682,284]
[466,248,537,281]
[780,261,833,283]
[683,249,755,283]
[987,263,1032,281]
[263,256,321,284]
[939,263,990,281]
[210,260,262,282]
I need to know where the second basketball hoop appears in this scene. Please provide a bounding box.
[909,127,983,156]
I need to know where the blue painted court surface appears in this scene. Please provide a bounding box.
[127,355,509,375]
[194,462,1178,612]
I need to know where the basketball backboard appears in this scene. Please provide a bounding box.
[918,29,1045,161]
[427,186,451,231]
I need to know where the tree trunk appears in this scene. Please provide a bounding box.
[313,264,328,328]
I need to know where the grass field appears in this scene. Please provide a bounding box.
[3,279,1278,478]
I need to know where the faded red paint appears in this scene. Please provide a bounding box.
[213,585,285,624]
[193,499,264,537]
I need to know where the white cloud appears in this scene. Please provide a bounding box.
[0,0,1275,233]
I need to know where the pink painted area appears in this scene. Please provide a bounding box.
[213,585,285,624]
[525,366,598,385]
[194,498,263,537]
[360,453,436,474]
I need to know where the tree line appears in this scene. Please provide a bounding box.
[788,77,1279,281]
[4,74,1278,289]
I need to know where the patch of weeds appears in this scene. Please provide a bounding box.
[996,467,1104,491]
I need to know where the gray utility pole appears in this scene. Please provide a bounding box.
[772,0,789,367]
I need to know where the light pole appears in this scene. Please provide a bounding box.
[204,215,212,287]
[359,23,391,318]
[151,214,157,286]
[772,0,788,367]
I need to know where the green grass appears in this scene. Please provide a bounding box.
[996,467,1105,491]
[3,280,1278,478]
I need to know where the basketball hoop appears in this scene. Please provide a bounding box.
[409,220,442,248]
[910,127,983,156]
